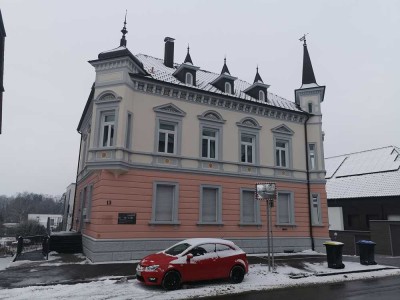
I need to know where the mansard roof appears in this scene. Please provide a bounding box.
[132,54,303,113]
[96,46,145,70]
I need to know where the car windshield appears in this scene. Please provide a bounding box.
[165,242,191,256]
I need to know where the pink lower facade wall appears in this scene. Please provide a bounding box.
[74,169,329,262]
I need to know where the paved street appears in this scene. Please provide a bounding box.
[204,275,400,300]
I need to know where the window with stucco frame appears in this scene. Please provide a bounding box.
[150,182,180,225]
[153,104,185,156]
[94,91,121,148]
[198,111,225,161]
[272,125,294,169]
[198,185,223,225]
[237,117,261,165]
[276,191,295,226]
[240,188,261,225]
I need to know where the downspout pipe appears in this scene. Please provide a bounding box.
[70,133,82,231]
[304,114,315,251]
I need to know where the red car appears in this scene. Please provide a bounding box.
[136,238,249,290]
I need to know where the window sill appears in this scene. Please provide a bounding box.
[197,222,224,226]
[239,223,262,227]
[275,224,297,227]
[148,221,181,225]
[84,219,91,223]
[312,224,324,227]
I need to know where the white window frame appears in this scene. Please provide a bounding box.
[125,112,133,149]
[275,139,289,168]
[308,143,317,170]
[259,90,265,101]
[100,112,115,147]
[151,182,180,224]
[225,82,232,94]
[202,128,218,159]
[240,188,261,225]
[198,185,222,224]
[311,193,322,225]
[185,72,193,85]
[276,191,295,225]
[158,121,177,154]
[240,133,255,163]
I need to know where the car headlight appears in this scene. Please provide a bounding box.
[145,265,160,271]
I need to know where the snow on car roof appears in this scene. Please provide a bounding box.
[176,238,236,247]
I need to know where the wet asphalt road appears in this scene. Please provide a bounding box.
[0,263,137,288]
[203,275,400,300]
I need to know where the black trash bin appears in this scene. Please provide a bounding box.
[356,240,377,265]
[323,241,345,269]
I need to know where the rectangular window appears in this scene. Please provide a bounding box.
[276,140,288,167]
[153,184,179,223]
[125,113,132,149]
[241,190,260,224]
[240,134,255,163]
[277,192,294,225]
[100,113,115,147]
[202,128,218,159]
[82,185,93,222]
[309,144,316,170]
[158,122,176,154]
[311,193,321,225]
[200,186,221,223]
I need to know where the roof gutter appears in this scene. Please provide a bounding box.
[304,114,315,250]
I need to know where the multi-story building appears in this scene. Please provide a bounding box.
[74,21,329,262]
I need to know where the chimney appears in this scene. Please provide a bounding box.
[164,37,175,68]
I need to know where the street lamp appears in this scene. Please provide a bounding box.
[256,182,276,272]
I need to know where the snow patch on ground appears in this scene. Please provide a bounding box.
[0,262,399,300]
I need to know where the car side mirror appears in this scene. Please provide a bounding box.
[186,253,193,262]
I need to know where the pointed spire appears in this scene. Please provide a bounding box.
[300,34,317,85]
[254,65,263,83]
[120,10,128,47]
[221,56,230,75]
[184,44,193,64]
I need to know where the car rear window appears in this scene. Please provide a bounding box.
[165,243,191,256]
[216,243,233,252]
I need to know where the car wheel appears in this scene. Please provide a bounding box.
[230,265,245,284]
[162,270,181,290]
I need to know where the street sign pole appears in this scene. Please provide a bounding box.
[256,182,276,272]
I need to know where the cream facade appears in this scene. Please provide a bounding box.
[74,31,329,262]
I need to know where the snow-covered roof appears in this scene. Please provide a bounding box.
[135,54,303,113]
[325,146,400,199]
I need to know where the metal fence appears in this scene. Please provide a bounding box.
[13,235,50,262]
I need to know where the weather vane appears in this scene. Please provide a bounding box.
[299,33,309,45]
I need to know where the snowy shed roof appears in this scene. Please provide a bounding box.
[134,54,303,113]
[325,146,400,199]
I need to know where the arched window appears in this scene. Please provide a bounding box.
[259,90,265,101]
[186,72,193,85]
[225,82,232,94]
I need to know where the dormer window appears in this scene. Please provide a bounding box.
[186,72,193,85]
[259,90,265,101]
[225,82,232,94]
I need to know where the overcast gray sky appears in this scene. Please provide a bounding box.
[0,0,399,196]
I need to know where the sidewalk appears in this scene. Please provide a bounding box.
[0,252,398,289]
